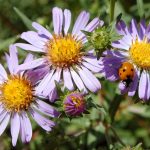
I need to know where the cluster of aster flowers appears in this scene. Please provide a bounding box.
[0,6,150,146]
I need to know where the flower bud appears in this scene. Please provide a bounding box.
[63,93,86,116]
[89,27,110,51]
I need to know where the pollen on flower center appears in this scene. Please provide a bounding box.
[63,93,86,116]
[0,75,33,112]
[70,95,84,109]
[129,40,150,69]
[46,34,83,68]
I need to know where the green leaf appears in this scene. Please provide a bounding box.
[136,0,145,18]
[110,31,123,41]
[121,143,143,150]
[84,110,90,114]
[0,36,18,50]
[81,30,92,36]
[14,7,34,30]
[82,42,93,52]
[109,13,122,33]
[109,94,123,123]
[54,80,63,95]
[133,143,143,150]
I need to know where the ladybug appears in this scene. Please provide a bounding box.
[118,62,135,87]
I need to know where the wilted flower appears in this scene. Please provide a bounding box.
[0,45,59,146]
[15,7,103,102]
[63,92,86,116]
[101,19,150,100]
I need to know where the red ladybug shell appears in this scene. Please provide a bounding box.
[119,62,134,81]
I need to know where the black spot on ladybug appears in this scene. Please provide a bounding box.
[126,75,131,78]
[131,69,133,71]
[123,69,126,72]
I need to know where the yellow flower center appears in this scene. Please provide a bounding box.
[71,96,84,108]
[129,40,150,69]
[46,34,83,68]
[0,75,33,112]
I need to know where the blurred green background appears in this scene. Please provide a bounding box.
[0,0,150,150]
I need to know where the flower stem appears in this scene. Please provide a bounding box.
[109,94,122,123]
[110,126,126,146]
[109,0,116,22]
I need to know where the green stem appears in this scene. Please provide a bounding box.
[83,130,88,150]
[109,94,122,123]
[109,0,116,22]
[110,126,126,146]
[105,127,112,148]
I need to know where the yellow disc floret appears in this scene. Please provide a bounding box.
[46,34,83,68]
[129,40,150,69]
[0,75,33,112]
[70,95,84,109]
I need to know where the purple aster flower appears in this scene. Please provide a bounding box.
[15,7,103,102]
[101,19,150,100]
[0,45,59,146]
[63,92,86,116]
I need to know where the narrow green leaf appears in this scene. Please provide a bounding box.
[0,36,18,50]
[110,31,123,41]
[84,110,90,114]
[110,126,126,146]
[109,94,123,123]
[14,7,34,30]
[81,30,92,36]
[82,42,93,52]
[133,143,143,150]
[136,0,145,18]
